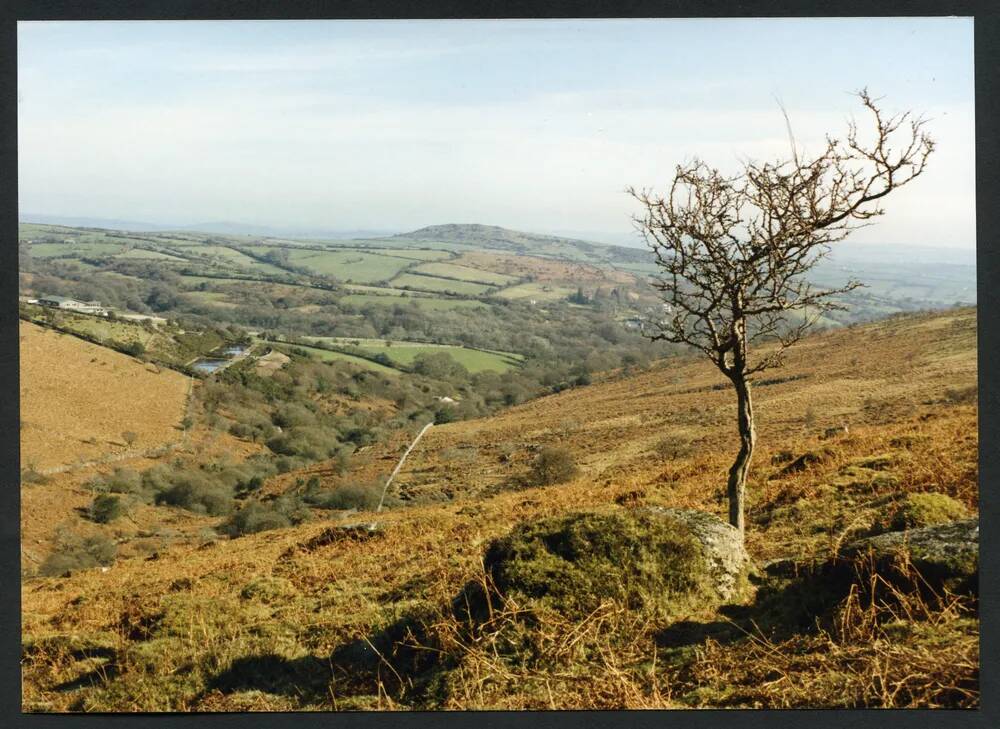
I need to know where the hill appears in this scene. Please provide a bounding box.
[21,307,978,711]
[393,223,649,265]
[19,321,192,473]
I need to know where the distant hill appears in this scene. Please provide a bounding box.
[19,214,393,240]
[392,223,650,264]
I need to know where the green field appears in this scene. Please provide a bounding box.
[184,291,238,308]
[340,293,489,311]
[410,261,519,285]
[280,249,413,283]
[242,259,293,276]
[304,337,523,373]
[47,258,100,270]
[116,248,188,261]
[269,341,400,374]
[186,246,261,265]
[369,248,454,261]
[389,273,493,296]
[28,242,125,258]
[495,282,577,301]
[343,284,415,297]
[49,314,158,347]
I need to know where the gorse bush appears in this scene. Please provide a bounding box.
[39,530,117,577]
[220,495,312,537]
[154,474,234,516]
[528,446,579,486]
[86,468,142,496]
[221,503,290,536]
[89,494,123,524]
[304,481,386,511]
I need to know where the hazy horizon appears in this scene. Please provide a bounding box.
[18,18,976,249]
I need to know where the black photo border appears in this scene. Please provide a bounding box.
[0,2,995,728]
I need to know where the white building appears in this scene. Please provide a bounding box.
[36,295,108,316]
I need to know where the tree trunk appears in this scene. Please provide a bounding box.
[727,375,756,536]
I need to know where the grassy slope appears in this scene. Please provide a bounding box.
[388,272,494,296]
[19,322,191,472]
[303,337,522,373]
[269,341,401,374]
[21,308,978,711]
[284,250,413,282]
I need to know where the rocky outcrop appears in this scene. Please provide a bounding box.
[836,518,978,594]
[640,507,752,601]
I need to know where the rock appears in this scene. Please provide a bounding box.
[475,508,751,626]
[641,507,752,601]
[837,518,978,594]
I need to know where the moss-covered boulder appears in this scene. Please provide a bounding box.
[642,507,752,601]
[478,508,750,623]
[837,518,978,595]
[869,492,969,535]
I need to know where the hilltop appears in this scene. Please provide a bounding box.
[21,307,978,711]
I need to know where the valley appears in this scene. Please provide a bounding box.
[19,306,978,710]
[18,220,980,711]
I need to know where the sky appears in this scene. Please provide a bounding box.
[17,18,975,248]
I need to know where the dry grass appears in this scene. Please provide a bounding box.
[674,553,979,708]
[19,321,190,471]
[19,308,978,711]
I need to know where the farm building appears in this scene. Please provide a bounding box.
[36,295,108,316]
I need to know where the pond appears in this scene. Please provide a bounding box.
[191,358,229,373]
[222,345,249,357]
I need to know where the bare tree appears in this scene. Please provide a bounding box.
[628,91,933,537]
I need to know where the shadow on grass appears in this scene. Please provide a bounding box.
[655,567,851,651]
[205,654,332,702]
[53,659,121,692]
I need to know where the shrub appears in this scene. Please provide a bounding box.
[155,475,234,516]
[305,482,384,511]
[220,503,291,537]
[117,340,146,357]
[88,468,142,495]
[90,494,123,523]
[39,531,117,577]
[272,403,317,428]
[528,446,579,486]
[221,496,311,537]
[229,422,254,439]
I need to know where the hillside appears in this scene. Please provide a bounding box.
[393,223,649,265]
[21,307,978,711]
[19,321,191,472]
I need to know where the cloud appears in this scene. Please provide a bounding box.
[16,23,975,246]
